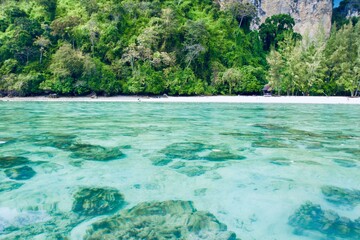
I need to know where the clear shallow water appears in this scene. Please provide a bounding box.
[0,102,360,239]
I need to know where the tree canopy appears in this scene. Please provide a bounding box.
[0,0,359,97]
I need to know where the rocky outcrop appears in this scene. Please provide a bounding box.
[335,0,360,19]
[84,200,237,240]
[72,187,126,216]
[218,0,333,36]
[4,166,36,180]
[321,185,360,207]
[289,202,360,239]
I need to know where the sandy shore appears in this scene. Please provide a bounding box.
[1,96,360,104]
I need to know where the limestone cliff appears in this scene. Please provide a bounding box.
[218,0,333,36]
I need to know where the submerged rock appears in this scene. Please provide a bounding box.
[153,142,244,177]
[160,142,208,161]
[0,156,30,168]
[252,124,324,145]
[205,150,246,162]
[72,187,125,216]
[176,166,208,177]
[168,162,219,177]
[69,144,125,161]
[5,166,36,180]
[0,181,24,193]
[333,159,357,168]
[29,133,126,162]
[84,200,237,240]
[154,142,244,177]
[159,142,244,163]
[289,202,360,239]
[321,186,360,207]
[252,139,292,148]
[151,158,173,166]
[31,133,77,150]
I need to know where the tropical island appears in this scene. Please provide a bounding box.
[0,0,359,98]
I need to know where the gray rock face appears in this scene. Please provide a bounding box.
[218,0,333,36]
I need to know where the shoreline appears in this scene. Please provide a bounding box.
[1,96,360,104]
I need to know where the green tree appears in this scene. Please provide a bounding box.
[277,32,298,95]
[327,22,360,96]
[295,33,327,96]
[238,65,266,94]
[35,0,57,21]
[259,14,301,51]
[150,8,179,51]
[34,36,50,64]
[183,20,209,68]
[224,0,257,29]
[42,43,86,94]
[165,67,206,95]
[0,0,269,96]
[50,16,81,47]
[266,48,283,95]
[217,68,242,95]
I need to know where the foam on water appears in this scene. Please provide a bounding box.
[0,102,359,239]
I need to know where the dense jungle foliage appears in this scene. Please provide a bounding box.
[0,0,359,96]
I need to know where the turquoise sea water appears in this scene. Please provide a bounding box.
[0,102,360,240]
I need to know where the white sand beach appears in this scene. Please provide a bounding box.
[1,95,360,104]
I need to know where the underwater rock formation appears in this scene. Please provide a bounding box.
[289,202,360,239]
[84,200,237,240]
[0,156,30,168]
[174,165,209,177]
[30,133,126,161]
[160,142,208,161]
[252,139,292,148]
[0,181,24,193]
[158,142,245,164]
[321,185,360,207]
[72,187,125,216]
[31,133,77,150]
[205,150,246,162]
[69,144,125,161]
[4,166,36,180]
[152,142,245,177]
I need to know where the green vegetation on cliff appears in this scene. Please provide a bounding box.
[0,0,359,96]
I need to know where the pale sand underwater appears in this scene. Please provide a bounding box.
[1,95,360,104]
